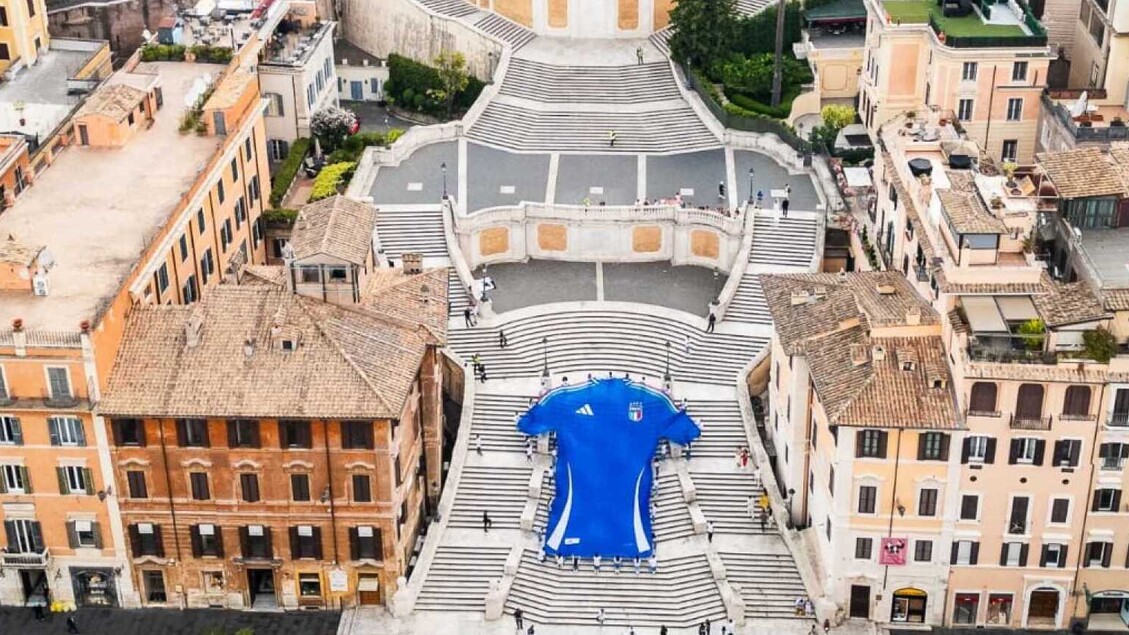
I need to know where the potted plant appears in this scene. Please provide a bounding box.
[1002,161,1018,188]
[990,195,1003,209]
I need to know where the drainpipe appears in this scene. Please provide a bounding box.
[1068,382,1106,625]
[156,419,184,608]
[882,428,904,596]
[322,420,341,564]
[983,66,999,158]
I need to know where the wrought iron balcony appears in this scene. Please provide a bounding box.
[1010,414,1052,431]
[0,548,49,568]
[1107,412,1129,428]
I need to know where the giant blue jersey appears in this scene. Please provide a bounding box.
[518,378,700,557]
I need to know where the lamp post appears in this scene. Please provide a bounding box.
[787,487,796,526]
[540,337,549,388]
[713,267,721,302]
[663,341,672,391]
[441,162,448,200]
[747,167,755,205]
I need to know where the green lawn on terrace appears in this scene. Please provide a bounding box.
[882,0,1028,37]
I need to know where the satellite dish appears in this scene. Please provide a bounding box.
[37,248,55,270]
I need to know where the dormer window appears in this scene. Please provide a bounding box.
[902,361,915,371]
[281,339,296,351]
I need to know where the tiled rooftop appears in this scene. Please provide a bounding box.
[1030,280,1109,327]
[1036,146,1127,199]
[0,61,227,332]
[938,171,1007,234]
[290,195,375,264]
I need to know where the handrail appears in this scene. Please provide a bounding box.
[714,205,756,320]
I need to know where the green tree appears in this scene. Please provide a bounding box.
[668,0,738,67]
[721,54,776,98]
[434,51,470,117]
[821,104,856,131]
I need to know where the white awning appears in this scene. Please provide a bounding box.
[995,296,1038,322]
[963,296,1008,333]
[844,167,872,189]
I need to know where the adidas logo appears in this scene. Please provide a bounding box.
[575,404,594,416]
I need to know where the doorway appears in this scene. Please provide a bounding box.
[350,81,364,101]
[849,584,870,618]
[20,570,49,606]
[247,569,278,610]
[1028,588,1059,625]
[891,588,928,623]
[358,574,381,605]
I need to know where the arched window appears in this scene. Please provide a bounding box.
[1016,384,1045,420]
[1062,385,1092,418]
[969,382,998,414]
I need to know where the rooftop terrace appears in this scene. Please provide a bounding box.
[0,61,227,332]
[0,42,99,144]
[881,0,1046,45]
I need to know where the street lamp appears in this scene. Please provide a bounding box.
[747,167,755,204]
[441,162,448,200]
[713,267,720,302]
[787,487,796,526]
[541,336,549,379]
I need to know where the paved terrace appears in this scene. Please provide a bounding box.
[0,43,94,141]
[0,61,226,330]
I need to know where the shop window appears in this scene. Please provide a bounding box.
[953,593,979,624]
[299,573,322,597]
[986,594,1012,625]
[891,588,928,623]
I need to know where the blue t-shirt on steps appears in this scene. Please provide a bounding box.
[518,377,700,557]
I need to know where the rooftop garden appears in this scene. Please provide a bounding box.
[882,0,1047,45]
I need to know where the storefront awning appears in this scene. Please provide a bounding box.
[995,296,1038,322]
[963,296,1008,333]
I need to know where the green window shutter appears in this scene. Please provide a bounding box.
[57,467,69,494]
[66,521,78,548]
[74,418,87,447]
[0,470,7,494]
[82,468,95,495]
[92,522,103,549]
[10,417,21,445]
[20,466,31,493]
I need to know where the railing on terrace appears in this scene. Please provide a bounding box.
[967,333,1057,364]
[927,15,1047,47]
[0,548,49,568]
[1107,412,1129,427]
[1041,93,1129,143]
[456,201,746,235]
[1010,414,1052,431]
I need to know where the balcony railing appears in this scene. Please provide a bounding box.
[1107,412,1129,427]
[0,548,49,568]
[1011,414,1052,431]
[928,14,1048,48]
[1042,93,1129,142]
[969,334,1057,365]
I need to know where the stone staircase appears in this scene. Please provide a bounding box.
[726,273,772,325]
[447,309,766,385]
[449,464,535,530]
[375,205,448,261]
[649,27,673,57]
[683,400,747,458]
[498,59,681,103]
[474,12,537,51]
[720,552,808,619]
[470,393,535,453]
[415,545,511,611]
[691,472,767,535]
[652,472,696,542]
[448,268,472,316]
[748,214,820,268]
[416,0,479,17]
[736,0,775,14]
[506,551,726,628]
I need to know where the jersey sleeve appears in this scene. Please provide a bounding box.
[659,408,701,445]
[517,390,572,436]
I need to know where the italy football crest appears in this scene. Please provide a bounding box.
[628,401,643,422]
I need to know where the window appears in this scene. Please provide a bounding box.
[959,494,979,520]
[1012,61,1028,81]
[47,367,72,400]
[969,382,997,414]
[1001,140,1018,163]
[0,415,20,445]
[244,137,253,161]
[0,366,7,401]
[858,485,877,514]
[962,435,994,463]
[227,419,260,448]
[127,470,148,499]
[342,421,374,449]
[0,464,30,493]
[265,93,284,117]
[1016,384,1044,420]
[855,537,873,560]
[1006,99,1023,122]
[279,420,312,448]
[328,266,348,281]
[999,542,1028,567]
[189,472,210,500]
[918,488,938,516]
[26,0,35,17]
[235,198,246,227]
[290,525,323,559]
[351,526,382,560]
[217,180,225,204]
[0,7,7,26]
[179,234,189,261]
[958,99,974,122]
[47,416,85,446]
[113,418,145,446]
[4,519,43,553]
[1008,438,1044,465]
[299,266,321,284]
[1049,498,1070,523]
[1062,385,1092,418]
[917,432,949,461]
[299,573,322,597]
[1092,488,1121,512]
[352,474,372,503]
[240,473,260,503]
[1099,443,1129,470]
[220,218,232,251]
[913,540,933,562]
[197,209,206,234]
[58,465,93,495]
[69,520,100,548]
[249,175,261,204]
[951,540,980,565]
[241,525,272,559]
[961,61,978,81]
[200,252,212,286]
[143,570,167,603]
[131,523,163,557]
[268,139,290,161]
[177,419,209,447]
[1007,496,1029,534]
[230,158,239,181]
[192,524,224,557]
[155,264,170,296]
[1085,541,1113,568]
[183,275,198,304]
[953,593,979,624]
[856,429,888,458]
[291,473,311,501]
[1041,543,1067,568]
[1052,439,1082,467]
[0,43,9,61]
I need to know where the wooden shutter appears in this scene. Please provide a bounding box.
[239,526,251,558]
[250,421,262,448]
[92,522,103,549]
[878,431,889,458]
[66,520,78,548]
[348,527,359,561]
[1058,545,1068,568]
[176,419,188,446]
[4,520,16,550]
[1008,439,1020,464]
[262,527,273,558]
[0,472,6,494]
[289,527,300,558]
[938,434,950,461]
[999,544,1009,566]
[916,435,928,460]
[75,419,86,446]
[969,382,997,413]
[311,526,323,560]
[1033,440,1046,465]
[111,420,123,446]
[153,525,165,557]
[1016,384,1044,419]
[1113,490,1123,512]
[30,522,43,552]
[1100,443,1112,459]
[128,524,141,558]
[1063,385,1091,417]
[1019,543,1029,567]
[82,467,95,495]
[1093,491,1103,512]
[190,525,203,558]
[227,420,239,448]
[8,417,20,445]
[57,467,69,494]
[214,526,225,557]
[960,438,971,464]
[985,438,997,463]
[969,541,980,565]
[48,418,61,446]
[300,422,312,448]
[1102,544,1113,568]
[1040,545,1051,567]
[1068,441,1081,467]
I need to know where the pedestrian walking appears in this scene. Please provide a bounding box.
[593,553,602,573]
[478,363,489,383]
[684,334,691,355]
[734,447,743,469]
[464,307,473,327]
[613,555,622,573]
[706,312,716,333]
[627,626,636,635]
[528,626,536,635]
[633,556,641,574]
[525,440,533,463]
[32,604,44,622]
[794,597,805,616]
[66,616,80,634]
[823,619,831,634]
[759,508,767,532]
[740,446,750,468]
[597,608,606,625]
[483,511,492,532]
[514,608,525,631]
[707,520,715,543]
[661,627,669,635]
[499,329,508,349]
[653,456,661,478]
[572,556,579,571]
[470,303,480,326]
[609,130,617,147]
[809,625,819,635]
[556,554,564,568]
[636,47,644,65]
[648,553,658,573]
[698,621,707,635]
[806,599,815,616]
[726,618,736,634]
[474,434,483,456]
[782,197,790,217]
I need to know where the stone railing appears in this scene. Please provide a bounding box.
[347,122,463,198]
[456,202,745,234]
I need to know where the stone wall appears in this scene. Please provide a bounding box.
[48,0,178,58]
[339,0,502,80]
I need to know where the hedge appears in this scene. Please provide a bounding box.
[385,53,485,118]
[269,137,311,208]
[139,44,232,63]
[309,162,357,202]
[262,208,299,226]
[724,85,802,119]
[327,131,389,164]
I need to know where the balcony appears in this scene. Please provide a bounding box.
[968,334,1059,365]
[0,548,49,568]
[882,0,1047,47]
[1107,412,1129,427]
[1010,413,1051,431]
[1042,92,1129,143]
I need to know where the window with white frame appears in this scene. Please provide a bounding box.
[1049,498,1070,524]
[47,367,71,400]
[1014,438,1038,463]
[0,365,8,401]
[855,537,873,560]
[962,62,978,81]
[1,464,29,493]
[0,415,21,444]
[72,519,99,548]
[1001,139,1018,163]
[60,465,92,494]
[958,99,974,122]
[48,416,85,446]
[265,93,284,117]
[1092,488,1121,512]
[1006,98,1023,121]
[967,436,989,462]
[1012,61,1028,81]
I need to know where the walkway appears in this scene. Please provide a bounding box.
[0,607,340,635]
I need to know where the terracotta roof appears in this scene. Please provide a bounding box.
[0,235,43,266]
[1107,142,1129,193]
[1031,280,1109,327]
[965,360,1128,384]
[76,83,148,121]
[761,271,938,354]
[1102,288,1129,311]
[240,265,289,286]
[806,330,960,429]
[99,284,434,419]
[937,271,1048,295]
[1037,147,1127,199]
[938,172,1007,234]
[290,196,374,265]
[361,268,448,345]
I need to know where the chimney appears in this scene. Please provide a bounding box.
[791,290,811,306]
[905,306,922,325]
[185,308,205,348]
[243,338,255,358]
[402,252,423,275]
[872,345,887,362]
[362,58,370,67]
[812,285,828,300]
[876,283,896,295]
[341,57,348,65]
[837,269,848,281]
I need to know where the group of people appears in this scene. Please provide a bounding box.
[547,551,660,575]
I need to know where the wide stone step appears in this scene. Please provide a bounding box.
[416,0,479,17]
[416,545,510,610]
[499,59,681,104]
[474,12,536,50]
